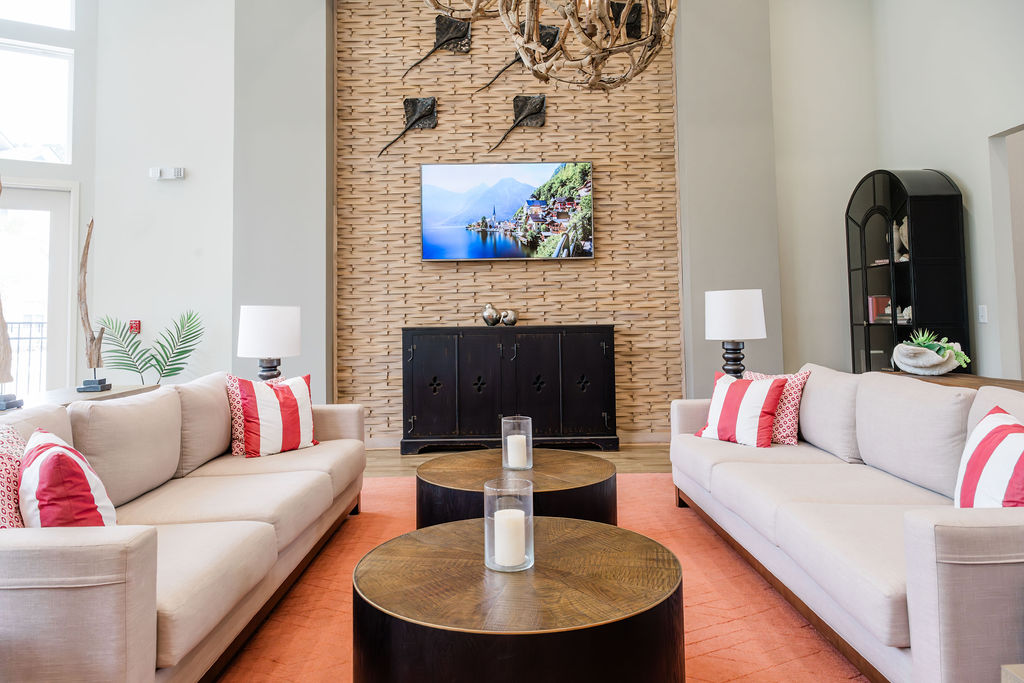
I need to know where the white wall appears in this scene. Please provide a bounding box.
[231,0,328,402]
[873,0,1024,377]
[92,0,235,384]
[1008,130,1024,373]
[769,0,878,373]
[675,0,785,398]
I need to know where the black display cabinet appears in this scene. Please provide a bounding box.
[846,169,970,373]
[401,325,618,454]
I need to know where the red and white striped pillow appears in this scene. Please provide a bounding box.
[20,430,116,527]
[742,369,811,446]
[226,374,317,458]
[954,406,1024,508]
[697,372,787,448]
[0,426,25,529]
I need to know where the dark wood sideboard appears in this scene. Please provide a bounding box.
[401,325,618,455]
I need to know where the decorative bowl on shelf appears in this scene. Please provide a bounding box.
[892,344,961,375]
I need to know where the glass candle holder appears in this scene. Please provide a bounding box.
[501,415,533,470]
[484,478,534,572]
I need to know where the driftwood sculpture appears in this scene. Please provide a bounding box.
[490,95,545,152]
[0,294,12,385]
[404,16,472,78]
[379,98,438,157]
[425,0,498,22]
[497,0,677,91]
[79,219,104,369]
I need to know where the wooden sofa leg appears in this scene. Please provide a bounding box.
[675,487,689,508]
[350,495,361,515]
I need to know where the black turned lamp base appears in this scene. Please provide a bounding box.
[721,340,745,377]
[258,358,282,381]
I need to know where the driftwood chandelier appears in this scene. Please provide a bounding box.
[422,0,676,91]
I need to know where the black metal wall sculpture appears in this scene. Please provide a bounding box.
[404,16,472,78]
[379,98,438,157]
[476,24,559,94]
[489,95,545,152]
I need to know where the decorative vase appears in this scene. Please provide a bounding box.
[481,304,501,326]
[892,343,961,376]
[500,309,518,326]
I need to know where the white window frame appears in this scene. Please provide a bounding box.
[0,36,75,164]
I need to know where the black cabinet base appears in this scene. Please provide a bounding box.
[401,434,620,455]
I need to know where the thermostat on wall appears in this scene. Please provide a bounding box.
[148,167,186,180]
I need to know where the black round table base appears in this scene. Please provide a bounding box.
[416,474,617,529]
[353,581,683,683]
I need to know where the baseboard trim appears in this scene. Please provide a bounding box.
[200,494,361,683]
[674,487,889,683]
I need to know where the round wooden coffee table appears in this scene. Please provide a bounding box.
[415,448,616,528]
[352,517,684,683]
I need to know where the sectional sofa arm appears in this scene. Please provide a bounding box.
[904,508,1024,683]
[0,525,158,683]
[670,399,711,435]
[313,403,366,442]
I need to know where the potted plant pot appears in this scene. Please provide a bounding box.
[892,343,962,376]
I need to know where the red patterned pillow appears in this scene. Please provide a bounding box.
[697,372,787,448]
[954,406,1024,508]
[20,430,116,527]
[0,426,25,529]
[743,369,811,446]
[226,374,317,458]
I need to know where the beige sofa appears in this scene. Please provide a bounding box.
[0,372,366,683]
[672,364,1024,683]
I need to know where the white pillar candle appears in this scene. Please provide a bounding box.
[493,508,527,567]
[506,434,528,468]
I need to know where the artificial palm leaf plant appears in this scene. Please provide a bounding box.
[98,310,204,384]
[904,328,971,368]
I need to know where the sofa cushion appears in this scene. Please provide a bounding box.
[711,463,949,543]
[0,404,73,445]
[68,387,181,507]
[187,438,365,498]
[968,385,1024,433]
[115,471,332,550]
[172,372,231,478]
[797,363,862,463]
[776,503,948,648]
[20,430,116,528]
[670,433,843,491]
[154,521,276,667]
[856,372,974,498]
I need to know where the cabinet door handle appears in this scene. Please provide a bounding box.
[406,345,415,362]
[600,341,608,358]
[510,343,518,361]
[497,343,503,358]
[602,411,610,429]
[407,416,416,433]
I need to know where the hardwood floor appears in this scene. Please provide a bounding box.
[365,443,671,477]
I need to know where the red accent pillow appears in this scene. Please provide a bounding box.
[954,407,1024,508]
[742,370,811,446]
[697,372,787,448]
[19,430,116,527]
[0,426,25,529]
[226,374,317,458]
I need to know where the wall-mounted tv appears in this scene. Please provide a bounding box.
[421,162,593,260]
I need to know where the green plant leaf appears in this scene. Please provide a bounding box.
[97,315,152,384]
[150,310,204,382]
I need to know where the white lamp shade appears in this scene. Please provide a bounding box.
[237,305,301,358]
[705,289,767,341]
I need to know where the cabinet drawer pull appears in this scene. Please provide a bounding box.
[602,411,610,429]
[407,416,417,433]
[509,343,518,361]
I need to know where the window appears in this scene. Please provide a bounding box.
[0,0,74,30]
[0,40,73,163]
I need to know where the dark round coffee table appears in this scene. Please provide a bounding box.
[415,448,616,528]
[353,517,684,683]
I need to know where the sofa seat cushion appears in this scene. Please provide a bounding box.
[186,439,365,498]
[711,463,949,543]
[670,433,843,491]
[777,503,948,648]
[154,521,276,668]
[116,471,333,550]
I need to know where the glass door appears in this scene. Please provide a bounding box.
[0,184,74,396]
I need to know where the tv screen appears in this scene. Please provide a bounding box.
[421,162,594,260]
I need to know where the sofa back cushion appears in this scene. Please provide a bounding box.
[968,386,1024,433]
[0,404,73,444]
[68,387,181,506]
[856,372,975,498]
[172,372,231,477]
[797,363,862,463]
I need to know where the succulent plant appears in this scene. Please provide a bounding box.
[905,328,971,368]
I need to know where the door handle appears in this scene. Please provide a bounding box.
[407,416,417,433]
[509,343,518,361]
[602,411,610,429]
[406,345,415,362]
[497,342,503,358]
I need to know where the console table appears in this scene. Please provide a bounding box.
[401,325,618,454]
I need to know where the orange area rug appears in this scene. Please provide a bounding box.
[219,473,866,682]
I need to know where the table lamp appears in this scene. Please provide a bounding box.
[705,289,766,377]
[237,305,301,380]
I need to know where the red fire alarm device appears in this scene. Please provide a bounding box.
[129,320,141,335]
